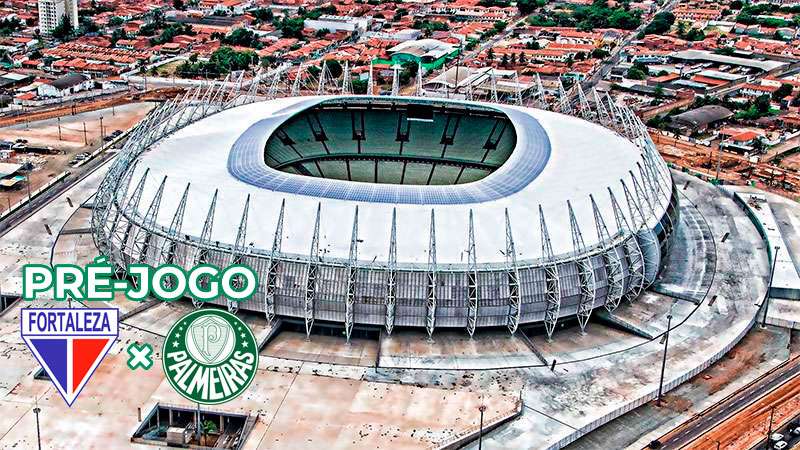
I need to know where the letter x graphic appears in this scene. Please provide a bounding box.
[126,342,154,370]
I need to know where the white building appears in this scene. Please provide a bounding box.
[38,0,78,34]
[304,15,371,34]
[37,73,91,98]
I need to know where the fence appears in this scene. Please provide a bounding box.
[433,398,523,449]
[0,171,69,221]
[17,87,128,108]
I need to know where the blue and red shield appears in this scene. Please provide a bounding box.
[21,308,118,406]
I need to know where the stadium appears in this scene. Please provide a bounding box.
[90,92,678,342]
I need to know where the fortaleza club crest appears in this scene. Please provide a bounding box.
[20,308,119,406]
[163,309,258,405]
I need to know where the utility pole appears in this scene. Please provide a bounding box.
[762,246,780,328]
[657,314,673,404]
[765,406,775,450]
[82,122,88,146]
[715,145,722,182]
[33,406,41,450]
[57,117,62,141]
[99,116,104,142]
[25,172,32,205]
[478,403,487,450]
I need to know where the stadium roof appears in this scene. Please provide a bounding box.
[132,96,670,267]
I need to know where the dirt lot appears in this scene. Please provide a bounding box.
[153,59,184,77]
[781,151,800,172]
[651,131,800,199]
[0,102,155,211]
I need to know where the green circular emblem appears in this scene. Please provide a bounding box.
[162,309,258,405]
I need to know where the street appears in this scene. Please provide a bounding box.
[656,355,800,449]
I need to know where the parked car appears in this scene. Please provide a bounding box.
[773,440,787,450]
[770,433,784,442]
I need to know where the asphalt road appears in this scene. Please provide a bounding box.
[657,357,800,449]
[0,148,114,239]
[752,414,800,450]
[581,0,681,91]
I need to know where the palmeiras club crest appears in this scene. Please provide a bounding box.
[21,308,119,406]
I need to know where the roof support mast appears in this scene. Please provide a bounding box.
[190,189,218,309]
[304,204,321,339]
[425,209,437,341]
[591,194,624,312]
[609,188,645,303]
[568,200,597,334]
[385,208,398,335]
[131,175,166,266]
[540,205,561,341]
[264,199,285,324]
[159,182,190,267]
[345,206,359,343]
[466,210,479,337]
[228,195,251,315]
[504,209,521,335]
[291,64,303,97]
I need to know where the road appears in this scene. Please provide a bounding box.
[751,413,800,450]
[764,135,800,163]
[581,0,681,90]
[0,146,114,239]
[655,356,800,449]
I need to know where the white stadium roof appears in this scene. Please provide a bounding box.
[130,96,670,267]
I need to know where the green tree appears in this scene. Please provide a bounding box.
[752,137,766,153]
[643,11,675,35]
[516,0,541,14]
[222,27,262,48]
[326,60,343,78]
[51,15,73,41]
[352,79,368,94]
[79,17,99,34]
[109,16,124,27]
[684,28,705,41]
[0,18,22,36]
[110,28,128,45]
[252,8,273,23]
[608,9,641,29]
[676,21,689,37]
[278,17,305,39]
[626,67,647,80]
[773,83,793,100]
[755,94,771,113]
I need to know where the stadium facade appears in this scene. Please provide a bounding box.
[91,87,678,342]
